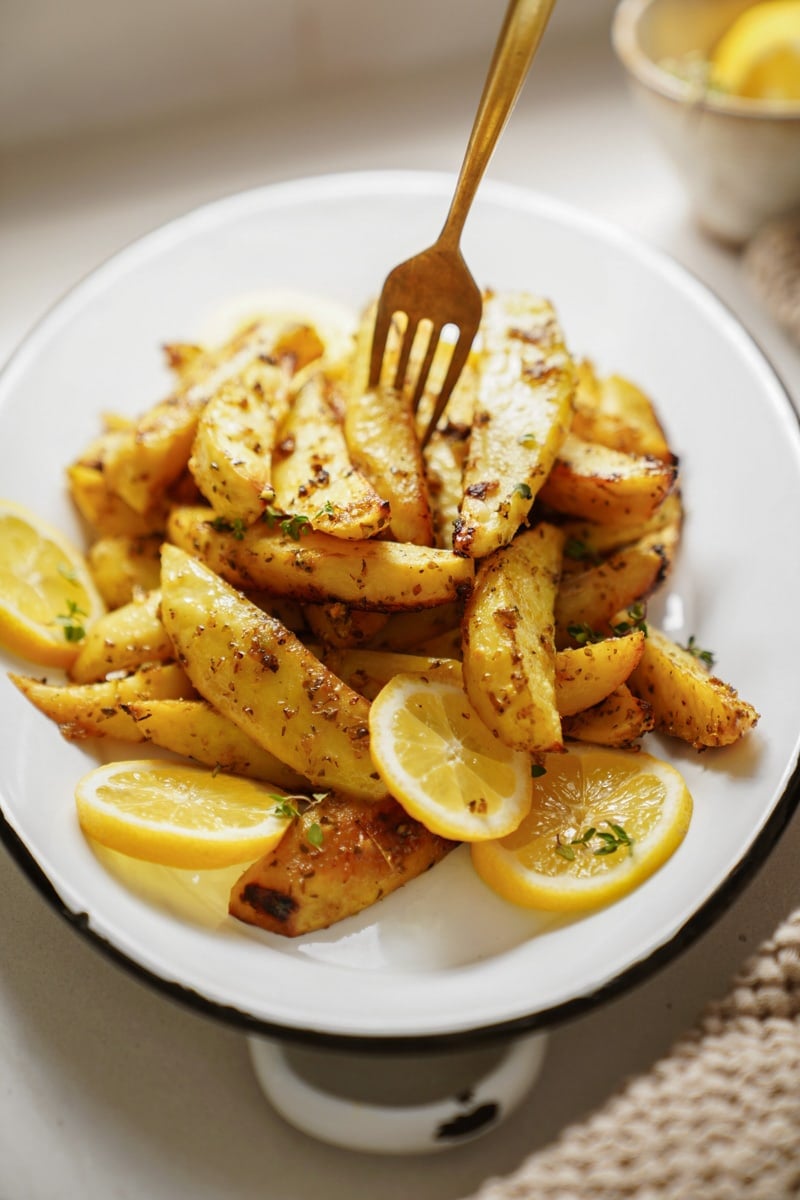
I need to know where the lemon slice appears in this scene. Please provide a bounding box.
[711,1,800,101]
[75,759,297,869]
[368,674,532,841]
[471,745,692,912]
[0,499,105,668]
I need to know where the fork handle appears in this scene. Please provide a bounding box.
[439,0,557,248]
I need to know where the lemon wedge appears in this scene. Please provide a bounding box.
[75,759,297,869]
[471,745,692,912]
[711,1,800,100]
[368,674,532,841]
[0,499,105,668]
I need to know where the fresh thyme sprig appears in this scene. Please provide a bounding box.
[263,506,312,541]
[682,636,715,669]
[555,821,633,861]
[55,598,87,643]
[269,794,324,847]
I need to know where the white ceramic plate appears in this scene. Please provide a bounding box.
[1,171,799,1047]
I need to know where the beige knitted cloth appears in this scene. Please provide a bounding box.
[465,909,800,1200]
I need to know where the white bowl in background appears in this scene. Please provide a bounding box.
[612,0,800,244]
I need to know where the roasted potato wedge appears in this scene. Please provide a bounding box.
[167,506,474,610]
[559,490,684,573]
[87,534,163,609]
[67,463,170,539]
[160,544,387,799]
[163,341,205,377]
[563,683,654,747]
[229,792,456,937]
[10,662,195,741]
[454,292,574,558]
[103,320,315,514]
[324,649,460,700]
[188,363,292,524]
[272,372,391,539]
[539,433,677,526]
[571,366,674,462]
[555,632,646,717]
[629,626,760,749]
[462,522,564,754]
[555,539,667,647]
[424,422,471,550]
[344,307,434,546]
[124,698,310,788]
[69,589,173,683]
[365,603,463,652]
[421,346,476,547]
[302,603,389,649]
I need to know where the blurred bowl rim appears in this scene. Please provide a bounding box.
[612,0,800,121]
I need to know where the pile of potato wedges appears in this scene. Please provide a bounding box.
[11,291,759,936]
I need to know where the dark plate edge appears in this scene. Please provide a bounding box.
[2,737,798,1055]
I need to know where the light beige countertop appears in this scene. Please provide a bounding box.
[1,13,799,1199]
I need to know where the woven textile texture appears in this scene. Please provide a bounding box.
[463,908,800,1200]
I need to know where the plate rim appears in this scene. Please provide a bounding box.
[2,168,799,1049]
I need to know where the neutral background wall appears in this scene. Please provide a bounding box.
[1,0,618,148]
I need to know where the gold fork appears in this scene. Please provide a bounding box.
[368,0,557,445]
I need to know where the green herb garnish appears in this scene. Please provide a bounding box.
[306,823,324,848]
[563,537,602,565]
[513,482,533,500]
[57,563,80,585]
[270,794,324,847]
[56,599,87,643]
[682,636,715,669]
[208,516,247,540]
[263,506,312,541]
[567,622,604,646]
[556,821,633,860]
[610,602,648,638]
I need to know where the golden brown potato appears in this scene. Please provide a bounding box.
[539,433,677,526]
[629,626,760,749]
[124,698,310,789]
[302,603,389,649]
[558,491,684,574]
[424,423,471,550]
[420,344,477,547]
[104,319,319,515]
[571,367,674,462]
[188,363,292,525]
[554,632,646,717]
[365,603,463,652]
[166,506,474,611]
[554,539,667,648]
[10,662,195,741]
[563,684,654,747]
[324,648,460,700]
[69,589,173,683]
[272,372,392,539]
[87,534,163,609]
[462,523,564,754]
[344,306,434,546]
[162,341,205,377]
[454,292,574,559]
[160,544,387,799]
[229,792,456,937]
[67,463,170,539]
